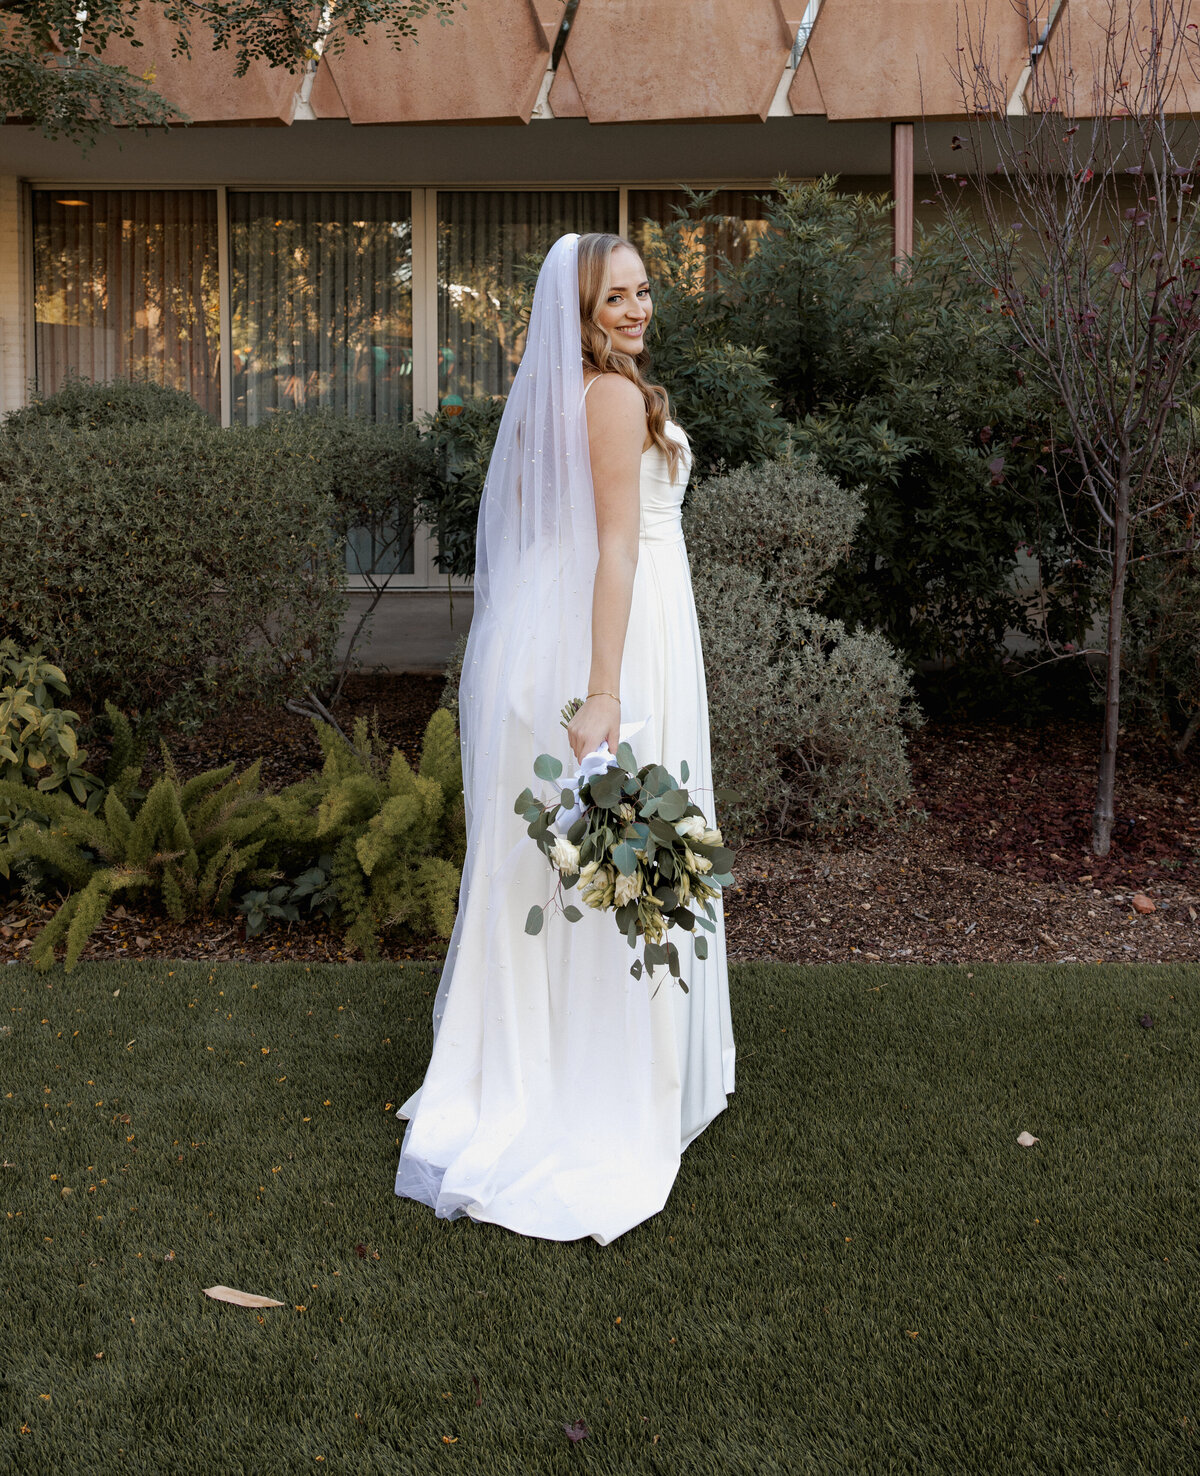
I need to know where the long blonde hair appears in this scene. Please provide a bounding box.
[576,232,682,480]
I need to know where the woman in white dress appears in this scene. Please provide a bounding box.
[394,232,735,1245]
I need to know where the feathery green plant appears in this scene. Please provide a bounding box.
[254,707,464,960]
[5,745,276,973]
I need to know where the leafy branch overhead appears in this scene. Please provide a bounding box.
[0,0,460,146]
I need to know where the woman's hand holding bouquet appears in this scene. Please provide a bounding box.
[515,699,738,992]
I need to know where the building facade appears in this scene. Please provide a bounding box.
[1,0,1165,661]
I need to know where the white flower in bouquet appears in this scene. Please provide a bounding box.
[578,858,601,885]
[684,845,713,875]
[549,837,581,875]
[613,870,643,908]
[581,863,615,909]
[700,826,723,847]
[674,815,707,841]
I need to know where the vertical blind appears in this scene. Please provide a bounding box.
[437,190,619,405]
[229,190,414,426]
[32,190,221,417]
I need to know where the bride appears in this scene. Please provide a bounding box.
[394,231,735,1245]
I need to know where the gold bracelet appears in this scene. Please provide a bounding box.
[587,690,620,703]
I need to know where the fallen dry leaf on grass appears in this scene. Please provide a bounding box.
[1016,1131,1040,1147]
[203,1285,285,1308]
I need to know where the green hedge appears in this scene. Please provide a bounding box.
[0,416,347,735]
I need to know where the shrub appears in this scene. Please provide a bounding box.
[251,411,441,704]
[638,200,792,477]
[682,454,863,608]
[0,417,348,735]
[7,747,278,972]
[419,397,507,581]
[3,374,208,435]
[0,642,105,853]
[1118,502,1200,758]
[694,178,1084,681]
[9,708,466,969]
[253,707,465,959]
[685,458,923,839]
[438,632,468,723]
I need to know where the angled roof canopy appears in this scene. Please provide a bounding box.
[310,0,550,125]
[558,0,794,123]
[90,10,301,125]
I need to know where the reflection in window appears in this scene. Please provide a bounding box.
[437,191,619,407]
[230,191,415,576]
[32,190,220,417]
[627,189,776,288]
[230,191,413,426]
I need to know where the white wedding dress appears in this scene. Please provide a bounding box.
[394,410,735,1245]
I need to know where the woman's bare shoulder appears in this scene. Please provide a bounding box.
[584,371,645,412]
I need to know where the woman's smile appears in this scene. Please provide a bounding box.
[596,242,653,351]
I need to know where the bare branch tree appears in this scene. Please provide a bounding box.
[935,0,1200,855]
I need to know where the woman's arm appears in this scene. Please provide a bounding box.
[566,373,646,764]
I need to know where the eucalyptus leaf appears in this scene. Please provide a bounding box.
[533,753,563,782]
[694,934,709,960]
[513,786,535,815]
[563,904,583,922]
[612,840,639,876]
[680,758,689,783]
[524,905,544,936]
[559,788,575,809]
[655,789,688,822]
[616,741,638,772]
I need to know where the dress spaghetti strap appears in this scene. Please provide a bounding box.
[582,374,599,399]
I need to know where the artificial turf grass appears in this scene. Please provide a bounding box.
[0,960,1195,1476]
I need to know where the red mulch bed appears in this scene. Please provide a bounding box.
[3,676,1198,969]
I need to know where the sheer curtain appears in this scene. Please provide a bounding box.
[229,190,413,426]
[230,191,415,577]
[32,190,220,417]
[437,190,619,405]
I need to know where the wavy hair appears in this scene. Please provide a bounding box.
[576,232,682,481]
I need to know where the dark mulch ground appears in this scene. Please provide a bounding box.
[3,676,1198,969]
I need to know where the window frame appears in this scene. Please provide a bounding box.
[24,178,777,592]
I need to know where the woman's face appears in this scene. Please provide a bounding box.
[595,244,652,354]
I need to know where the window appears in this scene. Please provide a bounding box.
[229,190,413,426]
[230,191,415,578]
[32,190,220,417]
[437,190,619,406]
[627,188,775,288]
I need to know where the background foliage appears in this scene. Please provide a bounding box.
[684,457,924,839]
[1,383,347,736]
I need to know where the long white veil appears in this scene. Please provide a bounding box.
[416,231,598,1067]
[395,232,734,1235]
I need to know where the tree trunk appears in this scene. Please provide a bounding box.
[1093,474,1131,856]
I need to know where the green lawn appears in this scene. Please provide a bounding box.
[0,958,1196,1474]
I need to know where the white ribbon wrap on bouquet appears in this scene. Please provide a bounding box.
[551,715,651,835]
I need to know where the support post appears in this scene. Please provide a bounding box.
[891,120,914,271]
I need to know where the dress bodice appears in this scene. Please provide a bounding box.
[639,420,693,546]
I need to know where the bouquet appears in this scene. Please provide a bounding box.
[514,699,737,991]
